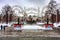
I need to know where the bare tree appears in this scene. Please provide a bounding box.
[45,0,58,23]
[1,5,13,24]
[0,16,1,22]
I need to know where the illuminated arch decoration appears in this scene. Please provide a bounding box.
[26,8,40,17]
[12,5,24,17]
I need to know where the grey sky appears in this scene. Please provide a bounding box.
[0,0,60,10]
[0,0,50,7]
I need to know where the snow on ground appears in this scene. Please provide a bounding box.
[22,25,45,30]
[21,25,53,30]
[0,23,11,27]
[14,25,45,30]
[36,22,45,25]
[0,22,53,30]
[53,22,60,28]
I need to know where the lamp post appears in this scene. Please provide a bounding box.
[17,17,20,24]
[17,13,24,24]
[46,11,50,24]
[47,14,49,24]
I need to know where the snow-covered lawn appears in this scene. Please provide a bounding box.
[0,23,11,27]
[22,25,44,29]
[53,22,60,28]
[14,25,44,30]
[0,22,53,30]
[13,25,53,30]
[36,22,45,25]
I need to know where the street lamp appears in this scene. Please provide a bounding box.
[46,11,50,24]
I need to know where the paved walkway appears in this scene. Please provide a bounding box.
[0,29,60,37]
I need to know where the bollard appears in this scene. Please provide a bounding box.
[4,26,5,31]
[3,26,8,31]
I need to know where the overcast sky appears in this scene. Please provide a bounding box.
[0,0,60,14]
[0,0,59,8]
[0,0,60,17]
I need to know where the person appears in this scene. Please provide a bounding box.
[1,25,2,30]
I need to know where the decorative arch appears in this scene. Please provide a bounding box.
[12,5,24,17]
